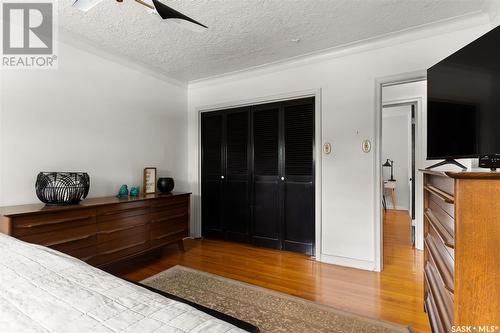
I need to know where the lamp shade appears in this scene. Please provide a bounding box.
[382,159,392,167]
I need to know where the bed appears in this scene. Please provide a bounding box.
[0,233,258,332]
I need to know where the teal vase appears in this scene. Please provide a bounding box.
[130,186,140,197]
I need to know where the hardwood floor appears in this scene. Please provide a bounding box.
[108,209,430,332]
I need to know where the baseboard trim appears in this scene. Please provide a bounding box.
[319,254,375,271]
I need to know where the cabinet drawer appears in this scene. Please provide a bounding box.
[97,214,150,235]
[427,175,454,197]
[150,215,188,248]
[52,245,96,263]
[97,222,148,246]
[96,224,149,265]
[97,201,150,222]
[424,262,454,330]
[17,223,97,249]
[13,209,96,236]
[425,233,454,292]
[425,290,447,333]
[151,195,189,213]
[428,191,454,219]
[150,205,188,224]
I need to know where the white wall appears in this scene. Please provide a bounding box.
[382,105,411,211]
[0,41,188,206]
[188,15,494,270]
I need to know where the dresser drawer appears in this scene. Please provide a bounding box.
[97,201,150,222]
[96,223,149,265]
[151,195,189,213]
[52,245,96,263]
[97,213,150,236]
[425,233,454,293]
[427,175,454,197]
[17,223,97,248]
[150,215,188,248]
[13,208,96,236]
[428,192,454,219]
[425,262,454,330]
[425,288,447,333]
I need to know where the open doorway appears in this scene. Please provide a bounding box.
[381,102,416,245]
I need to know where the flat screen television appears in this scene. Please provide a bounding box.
[427,25,500,165]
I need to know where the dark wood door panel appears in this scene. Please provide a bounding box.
[224,180,250,242]
[252,180,280,240]
[201,180,223,237]
[283,182,314,242]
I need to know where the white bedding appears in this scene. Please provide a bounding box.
[0,233,245,333]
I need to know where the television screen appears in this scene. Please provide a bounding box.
[427,25,500,160]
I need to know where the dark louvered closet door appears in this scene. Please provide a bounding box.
[223,108,251,242]
[201,113,224,238]
[201,97,315,255]
[282,98,315,255]
[251,103,281,249]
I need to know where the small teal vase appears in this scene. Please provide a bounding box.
[117,184,128,197]
[130,186,140,197]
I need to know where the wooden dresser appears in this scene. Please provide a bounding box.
[0,192,190,267]
[422,170,500,332]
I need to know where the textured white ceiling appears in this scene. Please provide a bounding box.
[59,0,490,82]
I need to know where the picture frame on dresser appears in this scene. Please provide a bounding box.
[143,167,157,194]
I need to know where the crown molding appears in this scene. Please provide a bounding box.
[189,11,491,89]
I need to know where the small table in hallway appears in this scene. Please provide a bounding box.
[384,180,397,209]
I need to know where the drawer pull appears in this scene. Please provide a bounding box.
[151,213,187,224]
[425,235,454,293]
[100,241,147,255]
[424,262,453,328]
[97,223,147,235]
[425,209,455,248]
[153,229,186,240]
[45,234,95,247]
[424,185,454,204]
[17,215,94,228]
[101,206,148,216]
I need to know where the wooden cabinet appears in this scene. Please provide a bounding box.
[0,192,190,267]
[422,170,500,331]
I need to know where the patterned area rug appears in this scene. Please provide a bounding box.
[141,265,413,333]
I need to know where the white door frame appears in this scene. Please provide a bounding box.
[374,71,426,272]
[196,89,323,259]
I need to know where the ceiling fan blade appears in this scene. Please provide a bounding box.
[151,0,207,29]
[72,0,104,12]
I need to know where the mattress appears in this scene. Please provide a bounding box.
[0,233,247,333]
